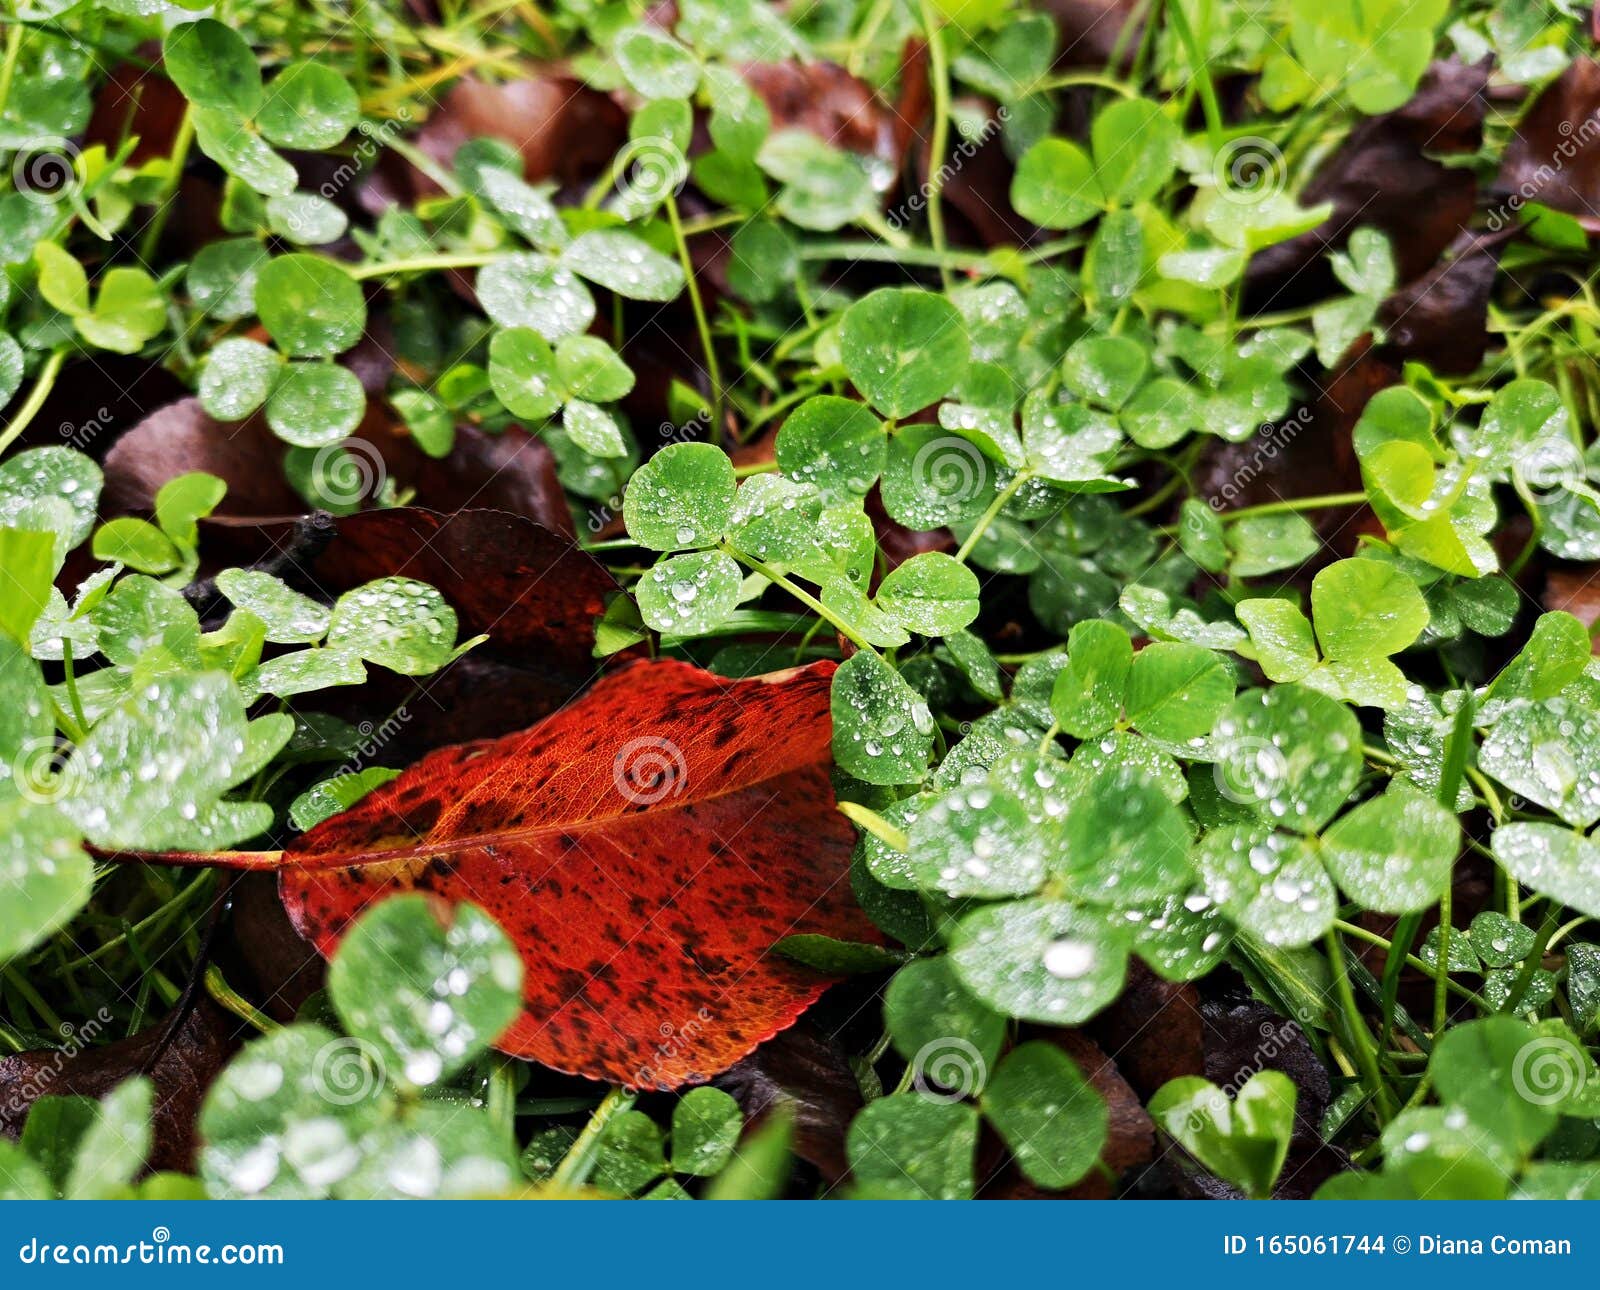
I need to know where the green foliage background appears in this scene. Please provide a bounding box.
[1,0,1599,1200]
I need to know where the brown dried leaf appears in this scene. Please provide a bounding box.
[1248,61,1487,307]
[412,73,629,192]
[1498,57,1600,230]
[1087,962,1205,1100]
[713,1019,863,1185]
[0,1001,239,1175]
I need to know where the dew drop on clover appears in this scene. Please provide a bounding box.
[1043,938,1095,980]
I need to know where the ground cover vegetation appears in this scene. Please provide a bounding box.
[1,0,1600,1201]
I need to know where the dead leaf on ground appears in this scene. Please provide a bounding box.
[0,1000,240,1175]
[714,1018,864,1185]
[1544,568,1600,645]
[277,659,881,1089]
[1498,57,1600,230]
[978,1029,1155,1198]
[1248,61,1488,309]
[1087,963,1205,1099]
[410,73,628,194]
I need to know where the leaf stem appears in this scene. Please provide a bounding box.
[797,241,994,272]
[1324,929,1398,1120]
[0,17,22,119]
[1503,905,1560,1014]
[1432,690,1474,1034]
[1213,491,1369,522]
[666,193,723,438]
[89,845,285,870]
[916,0,953,291]
[550,1086,635,1190]
[487,1054,518,1152]
[349,252,498,280]
[1165,0,1223,150]
[722,542,879,656]
[138,105,195,263]
[0,347,67,456]
[955,468,1033,562]
[60,639,88,736]
[1331,919,1487,1010]
[203,965,276,1034]
[1032,71,1136,98]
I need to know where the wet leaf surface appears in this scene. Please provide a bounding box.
[1499,58,1600,230]
[0,1000,240,1175]
[280,659,881,1088]
[713,1018,863,1185]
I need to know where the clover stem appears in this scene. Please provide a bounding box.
[1545,915,1591,953]
[138,104,194,263]
[204,965,276,1034]
[917,0,954,291]
[550,1086,636,1190]
[1331,918,1488,1012]
[722,543,880,657]
[61,640,88,736]
[349,251,499,280]
[379,135,463,195]
[1434,889,1453,1036]
[797,241,994,272]
[1464,766,1504,825]
[0,17,21,119]
[1324,928,1399,1119]
[1507,473,1544,577]
[487,1054,518,1150]
[1032,72,1137,98]
[1210,491,1369,522]
[859,209,912,249]
[666,193,723,439]
[1205,304,1320,333]
[1165,0,1222,150]
[955,468,1034,562]
[1503,905,1560,1015]
[1124,454,1194,517]
[846,0,896,76]
[1126,0,1164,84]
[0,346,66,457]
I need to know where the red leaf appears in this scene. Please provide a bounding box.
[304,507,614,666]
[279,659,879,1089]
[291,507,622,760]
